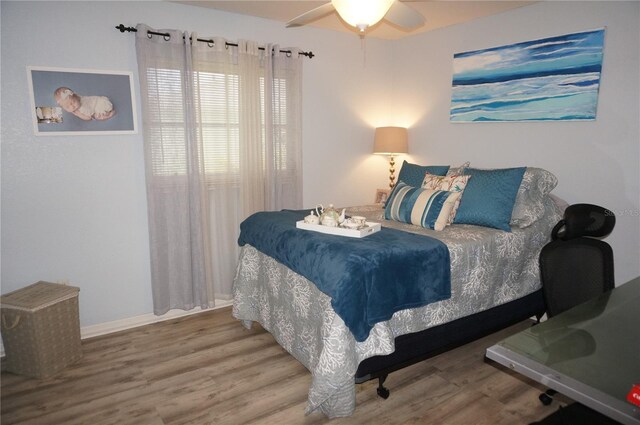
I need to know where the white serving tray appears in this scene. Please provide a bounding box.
[296,220,381,238]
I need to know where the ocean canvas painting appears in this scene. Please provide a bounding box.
[450,29,605,122]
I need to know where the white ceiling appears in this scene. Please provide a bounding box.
[173,1,536,40]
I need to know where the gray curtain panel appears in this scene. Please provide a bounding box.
[135,24,303,314]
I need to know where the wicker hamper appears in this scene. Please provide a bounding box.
[1,281,82,378]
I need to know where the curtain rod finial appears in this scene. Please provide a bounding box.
[115,24,135,33]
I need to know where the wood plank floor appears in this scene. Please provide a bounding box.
[1,307,569,424]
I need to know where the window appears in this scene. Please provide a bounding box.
[145,67,291,188]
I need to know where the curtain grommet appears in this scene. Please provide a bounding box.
[207,41,214,48]
[164,34,171,41]
[147,32,153,39]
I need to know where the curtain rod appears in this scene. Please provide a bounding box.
[115,24,314,58]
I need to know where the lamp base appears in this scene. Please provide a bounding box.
[388,155,396,189]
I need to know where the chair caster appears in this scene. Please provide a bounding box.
[377,386,390,399]
[539,393,553,405]
[539,392,554,406]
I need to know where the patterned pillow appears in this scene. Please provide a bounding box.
[510,168,558,228]
[446,161,471,177]
[422,172,471,224]
[396,161,450,187]
[385,182,459,231]
[453,167,526,231]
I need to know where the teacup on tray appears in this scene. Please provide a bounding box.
[342,218,365,229]
[351,216,366,227]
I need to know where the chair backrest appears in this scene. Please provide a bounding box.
[539,204,615,318]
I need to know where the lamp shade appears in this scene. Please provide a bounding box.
[373,127,408,155]
[332,0,394,32]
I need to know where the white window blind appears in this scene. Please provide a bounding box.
[145,67,290,188]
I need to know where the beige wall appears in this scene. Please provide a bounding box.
[392,1,640,283]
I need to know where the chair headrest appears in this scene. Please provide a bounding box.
[551,203,615,241]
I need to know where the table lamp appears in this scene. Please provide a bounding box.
[373,126,408,188]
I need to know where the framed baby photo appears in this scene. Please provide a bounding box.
[375,188,390,204]
[27,66,137,136]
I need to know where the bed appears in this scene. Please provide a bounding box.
[232,166,562,418]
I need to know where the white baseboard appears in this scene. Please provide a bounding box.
[80,300,233,339]
[0,300,233,358]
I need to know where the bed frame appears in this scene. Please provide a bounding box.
[354,289,546,398]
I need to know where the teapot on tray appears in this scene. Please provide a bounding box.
[305,204,345,227]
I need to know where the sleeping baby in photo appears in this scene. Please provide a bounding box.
[54,87,115,121]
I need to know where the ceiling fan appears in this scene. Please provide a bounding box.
[286,0,425,34]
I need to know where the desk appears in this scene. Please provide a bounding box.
[486,277,640,425]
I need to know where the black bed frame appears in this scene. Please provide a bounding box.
[354,289,546,398]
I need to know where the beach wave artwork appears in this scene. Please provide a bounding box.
[450,29,605,122]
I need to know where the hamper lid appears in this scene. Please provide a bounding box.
[0,281,80,312]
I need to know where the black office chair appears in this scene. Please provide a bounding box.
[537,203,615,406]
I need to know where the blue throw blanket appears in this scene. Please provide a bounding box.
[238,210,451,342]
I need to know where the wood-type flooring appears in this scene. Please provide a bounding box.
[1,307,567,424]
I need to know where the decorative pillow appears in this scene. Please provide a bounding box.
[453,167,527,231]
[446,161,471,177]
[396,161,450,187]
[422,172,471,224]
[510,168,558,228]
[385,182,459,231]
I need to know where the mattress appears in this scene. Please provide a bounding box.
[232,196,562,417]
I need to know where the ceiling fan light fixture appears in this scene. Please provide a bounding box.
[331,0,395,32]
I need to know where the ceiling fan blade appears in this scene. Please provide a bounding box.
[286,2,336,28]
[384,1,425,30]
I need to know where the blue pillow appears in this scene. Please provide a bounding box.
[396,161,450,187]
[453,167,526,231]
[385,182,456,230]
